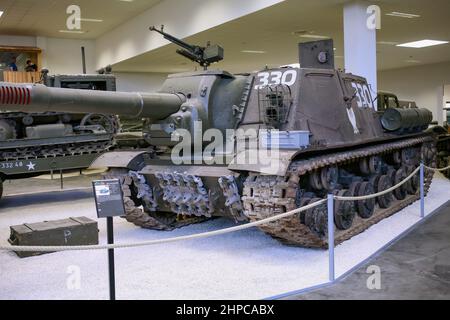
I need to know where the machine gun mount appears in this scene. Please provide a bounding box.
[150,25,224,70]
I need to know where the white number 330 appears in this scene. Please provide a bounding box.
[254,70,297,89]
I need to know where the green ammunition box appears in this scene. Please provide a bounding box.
[8,217,99,258]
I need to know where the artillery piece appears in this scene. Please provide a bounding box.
[0,27,437,248]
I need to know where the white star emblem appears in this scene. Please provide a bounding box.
[26,162,36,171]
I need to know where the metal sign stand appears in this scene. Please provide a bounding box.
[92,179,126,301]
[106,217,116,300]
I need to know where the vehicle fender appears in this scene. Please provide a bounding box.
[228,149,298,176]
[89,151,149,171]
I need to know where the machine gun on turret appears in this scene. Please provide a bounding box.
[149,25,224,70]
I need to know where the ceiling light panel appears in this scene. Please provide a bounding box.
[299,34,329,39]
[386,12,420,19]
[59,30,85,34]
[241,50,266,54]
[397,40,449,48]
[78,18,103,22]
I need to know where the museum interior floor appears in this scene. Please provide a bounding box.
[2,170,102,197]
[284,201,450,300]
[1,172,449,299]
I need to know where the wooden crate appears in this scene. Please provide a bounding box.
[8,217,99,258]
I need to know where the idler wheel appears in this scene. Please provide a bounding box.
[357,182,375,219]
[334,190,356,231]
[305,198,327,236]
[320,166,339,191]
[309,171,323,190]
[377,175,393,208]
[394,168,408,200]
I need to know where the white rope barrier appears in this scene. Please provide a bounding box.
[334,166,421,201]
[0,199,326,252]
[425,164,450,172]
[0,163,445,253]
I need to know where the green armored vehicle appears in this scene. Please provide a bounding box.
[0,28,437,248]
[0,73,118,199]
[377,92,400,112]
[377,91,418,112]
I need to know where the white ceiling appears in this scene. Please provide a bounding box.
[112,0,450,73]
[0,0,161,39]
[1,0,449,72]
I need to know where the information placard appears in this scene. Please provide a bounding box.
[92,179,126,218]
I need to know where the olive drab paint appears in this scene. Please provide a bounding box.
[0,34,436,248]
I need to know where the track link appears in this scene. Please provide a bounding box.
[0,140,113,161]
[104,169,207,231]
[242,136,436,248]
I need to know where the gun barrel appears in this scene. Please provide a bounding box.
[0,82,185,119]
[150,26,195,52]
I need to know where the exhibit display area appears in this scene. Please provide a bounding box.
[1,0,450,304]
[1,171,449,300]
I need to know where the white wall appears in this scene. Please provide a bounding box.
[0,35,96,75]
[378,61,450,125]
[37,37,96,74]
[0,35,37,47]
[114,72,168,92]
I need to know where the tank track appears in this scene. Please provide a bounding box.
[242,136,437,248]
[0,140,113,161]
[104,169,207,231]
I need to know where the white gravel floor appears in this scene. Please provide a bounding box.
[0,172,449,300]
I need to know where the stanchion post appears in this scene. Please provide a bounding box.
[107,216,116,301]
[420,162,425,219]
[327,193,335,282]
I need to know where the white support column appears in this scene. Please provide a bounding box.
[344,1,378,98]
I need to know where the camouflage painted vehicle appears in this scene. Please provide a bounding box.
[0,73,118,199]
[0,29,437,248]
